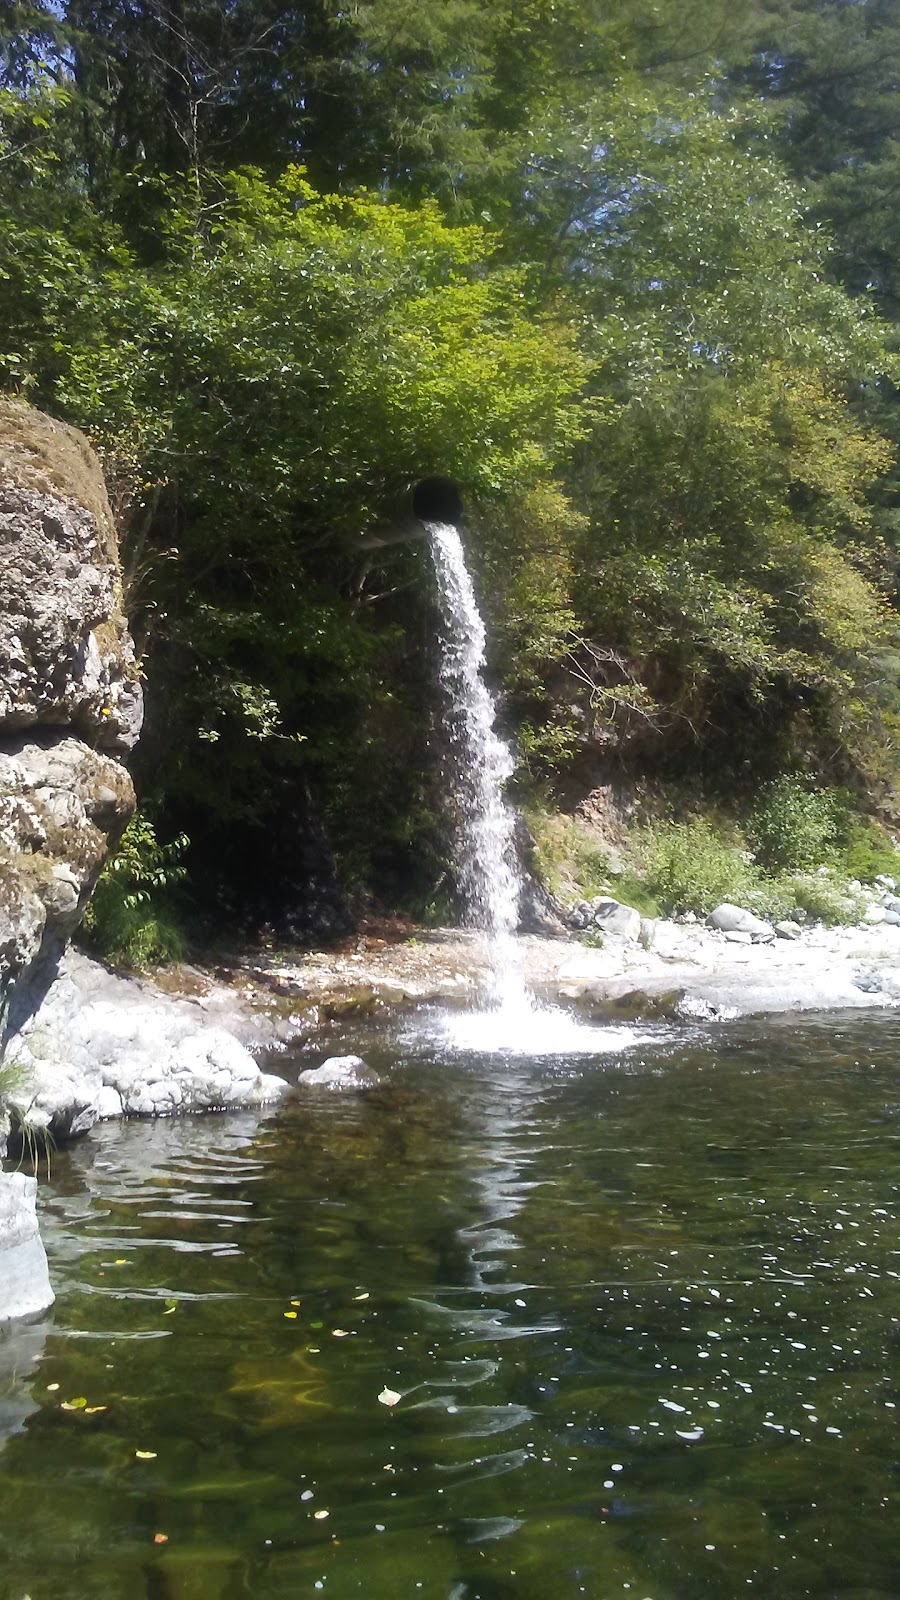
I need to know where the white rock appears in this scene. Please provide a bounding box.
[0,1172,54,1321]
[724,930,753,944]
[775,921,803,940]
[95,1086,123,1119]
[707,904,774,941]
[864,904,887,924]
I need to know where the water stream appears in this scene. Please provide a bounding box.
[426,518,524,1001]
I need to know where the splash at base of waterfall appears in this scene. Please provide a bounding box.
[415,988,647,1057]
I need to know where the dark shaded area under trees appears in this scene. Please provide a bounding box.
[3,0,900,940]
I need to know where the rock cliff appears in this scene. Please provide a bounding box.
[0,400,141,1322]
[0,399,142,1040]
[0,404,288,1325]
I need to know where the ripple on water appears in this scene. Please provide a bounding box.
[0,1012,895,1600]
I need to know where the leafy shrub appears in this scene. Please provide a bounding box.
[631,818,760,916]
[748,778,844,872]
[837,821,900,886]
[80,814,188,968]
[782,873,866,927]
[523,804,613,903]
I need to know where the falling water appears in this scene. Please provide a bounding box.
[426,519,631,1053]
[426,519,525,1006]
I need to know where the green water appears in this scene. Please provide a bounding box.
[0,1009,896,1599]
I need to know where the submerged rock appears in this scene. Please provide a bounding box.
[298,1055,377,1091]
[0,1172,54,1322]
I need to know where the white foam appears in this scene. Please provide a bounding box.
[416,997,642,1057]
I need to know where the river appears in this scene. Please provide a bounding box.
[0,1008,896,1599]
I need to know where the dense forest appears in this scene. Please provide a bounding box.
[3,0,900,941]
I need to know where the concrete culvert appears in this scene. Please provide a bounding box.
[412,476,463,526]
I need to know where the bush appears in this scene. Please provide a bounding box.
[748,778,844,872]
[80,814,188,968]
[837,821,900,886]
[630,818,761,916]
[782,873,866,927]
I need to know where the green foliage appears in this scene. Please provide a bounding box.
[629,818,761,917]
[4,5,900,922]
[0,1055,27,1106]
[522,803,612,904]
[781,874,866,929]
[80,815,188,968]
[838,822,900,887]
[748,778,845,873]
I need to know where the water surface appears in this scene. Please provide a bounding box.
[0,1010,896,1599]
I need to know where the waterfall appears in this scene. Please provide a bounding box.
[426,519,527,1006]
[422,518,631,1054]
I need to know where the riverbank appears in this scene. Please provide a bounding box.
[162,914,900,1033]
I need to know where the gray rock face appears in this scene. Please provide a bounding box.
[0,402,143,1040]
[0,400,142,751]
[0,1172,54,1321]
[707,903,774,942]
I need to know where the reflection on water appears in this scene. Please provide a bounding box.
[0,1010,896,1599]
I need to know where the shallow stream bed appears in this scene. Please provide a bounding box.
[0,1009,897,1599]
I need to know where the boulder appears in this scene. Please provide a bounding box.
[707,904,774,942]
[775,920,803,940]
[590,898,643,941]
[0,1172,54,1321]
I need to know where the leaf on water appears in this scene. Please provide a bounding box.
[331,1329,350,1338]
[163,1299,178,1315]
[290,1299,302,1306]
[352,1292,369,1301]
[84,1406,108,1415]
[135,1450,158,1460]
[153,1532,169,1545]
[46,1383,60,1393]
[378,1388,402,1407]
[310,1320,324,1330]
[61,1397,87,1411]
[313,1510,329,1521]
[284,1311,298,1319]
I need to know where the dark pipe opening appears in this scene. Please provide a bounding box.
[412,475,463,525]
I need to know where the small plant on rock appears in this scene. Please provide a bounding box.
[80,813,188,968]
